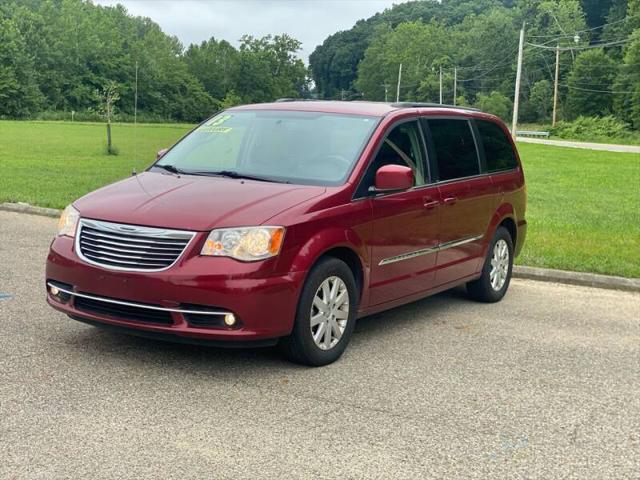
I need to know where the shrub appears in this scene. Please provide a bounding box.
[32,110,187,124]
[550,116,634,141]
[475,91,512,122]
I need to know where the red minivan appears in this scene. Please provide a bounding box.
[46,101,526,366]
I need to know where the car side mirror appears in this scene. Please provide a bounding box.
[157,148,169,160]
[370,165,414,193]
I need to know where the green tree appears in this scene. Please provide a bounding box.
[236,34,308,102]
[601,0,632,50]
[310,0,510,98]
[566,49,617,117]
[581,0,615,39]
[516,0,590,112]
[614,28,640,127]
[220,90,243,109]
[475,91,513,121]
[356,21,452,102]
[184,38,239,102]
[528,79,553,121]
[452,7,518,104]
[93,82,120,155]
[0,18,43,117]
[0,0,216,121]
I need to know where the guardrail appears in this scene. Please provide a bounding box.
[516,130,550,137]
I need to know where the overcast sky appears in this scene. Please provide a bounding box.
[93,0,410,62]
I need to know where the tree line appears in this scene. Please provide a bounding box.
[310,0,640,129]
[0,0,307,122]
[1,0,638,130]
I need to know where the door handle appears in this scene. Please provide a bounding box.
[423,197,439,209]
[443,196,457,206]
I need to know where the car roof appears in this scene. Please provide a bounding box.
[230,100,480,118]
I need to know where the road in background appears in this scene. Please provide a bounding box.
[516,137,640,153]
[1,211,638,479]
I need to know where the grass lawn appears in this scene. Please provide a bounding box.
[1,120,638,277]
[0,120,192,209]
[515,142,639,277]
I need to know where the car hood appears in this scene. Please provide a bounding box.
[74,172,327,231]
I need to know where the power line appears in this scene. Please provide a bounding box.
[527,17,631,38]
[556,61,640,68]
[450,44,520,72]
[457,56,518,82]
[526,38,631,51]
[562,84,637,94]
[526,49,556,83]
[456,63,553,85]
[566,81,622,87]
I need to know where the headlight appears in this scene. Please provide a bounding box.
[57,205,80,237]
[201,226,285,261]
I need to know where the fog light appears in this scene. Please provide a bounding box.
[48,282,71,303]
[224,313,236,326]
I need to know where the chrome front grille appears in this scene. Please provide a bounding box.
[76,219,195,272]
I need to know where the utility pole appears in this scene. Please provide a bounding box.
[511,22,525,138]
[439,66,443,104]
[383,83,389,102]
[134,60,138,126]
[396,63,402,102]
[453,67,457,106]
[134,61,139,166]
[552,45,560,126]
[341,89,345,101]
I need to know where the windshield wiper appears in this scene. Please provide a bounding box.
[155,166,287,183]
[154,164,185,175]
[202,170,284,183]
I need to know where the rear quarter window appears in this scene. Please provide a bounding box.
[426,119,480,181]
[476,120,518,172]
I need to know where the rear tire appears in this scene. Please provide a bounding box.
[281,257,358,366]
[467,226,514,303]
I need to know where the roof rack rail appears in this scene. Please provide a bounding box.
[274,98,321,103]
[391,102,480,112]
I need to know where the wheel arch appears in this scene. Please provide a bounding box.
[317,246,364,299]
[484,203,517,255]
[290,227,370,307]
[498,216,517,246]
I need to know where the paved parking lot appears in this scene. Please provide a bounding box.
[1,210,638,479]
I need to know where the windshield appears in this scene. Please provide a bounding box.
[154,110,379,185]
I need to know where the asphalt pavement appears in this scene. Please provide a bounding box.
[1,210,638,479]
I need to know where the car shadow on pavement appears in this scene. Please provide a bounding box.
[354,285,470,334]
[64,285,473,370]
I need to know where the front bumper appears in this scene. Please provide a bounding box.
[46,236,305,343]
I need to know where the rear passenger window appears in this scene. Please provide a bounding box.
[427,119,479,181]
[476,120,518,172]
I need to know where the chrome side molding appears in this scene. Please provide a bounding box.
[379,234,483,266]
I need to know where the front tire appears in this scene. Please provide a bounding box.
[281,257,358,366]
[467,226,514,303]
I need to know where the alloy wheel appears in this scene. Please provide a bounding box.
[310,276,350,350]
[489,239,509,291]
